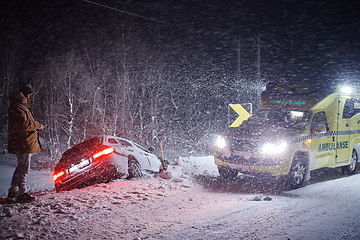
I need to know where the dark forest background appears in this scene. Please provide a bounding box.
[1,0,359,168]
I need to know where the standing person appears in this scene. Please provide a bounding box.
[7,83,44,202]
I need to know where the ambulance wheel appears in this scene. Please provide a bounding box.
[343,150,358,175]
[217,166,239,180]
[286,157,307,189]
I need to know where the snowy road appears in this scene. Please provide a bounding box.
[1,156,360,239]
[160,176,360,240]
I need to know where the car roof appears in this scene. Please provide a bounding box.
[102,135,149,152]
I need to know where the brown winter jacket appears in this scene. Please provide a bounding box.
[7,90,43,154]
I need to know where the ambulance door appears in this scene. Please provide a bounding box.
[335,98,352,164]
[350,99,360,154]
[350,99,360,144]
[309,111,335,168]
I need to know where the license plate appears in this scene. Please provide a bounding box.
[68,159,91,174]
[228,163,250,171]
[233,150,252,160]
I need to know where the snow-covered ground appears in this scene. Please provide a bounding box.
[0,157,55,198]
[0,155,219,198]
[1,154,360,239]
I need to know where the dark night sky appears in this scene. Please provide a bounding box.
[1,0,360,85]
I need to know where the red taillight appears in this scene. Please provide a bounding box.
[93,147,115,160]
[53,171,65,182]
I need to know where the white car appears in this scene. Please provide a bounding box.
[53,135,164,192]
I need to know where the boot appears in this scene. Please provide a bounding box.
[6,191,18,203]
[17,193,36,202]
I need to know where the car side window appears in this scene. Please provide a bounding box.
[108,138,118,144]
[118,139,132,147]
[311,111,329,134]
[343,99,360,119]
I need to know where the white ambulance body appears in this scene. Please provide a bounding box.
[214,83,360,188]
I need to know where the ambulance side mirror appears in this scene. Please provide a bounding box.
[311,124,327,134]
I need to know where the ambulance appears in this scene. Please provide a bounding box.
[214,82,360,188]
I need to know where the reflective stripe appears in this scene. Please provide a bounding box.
[292,130,360,143]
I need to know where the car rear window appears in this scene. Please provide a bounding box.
[59,137,103,164]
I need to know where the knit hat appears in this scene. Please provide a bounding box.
[19,83,34,95]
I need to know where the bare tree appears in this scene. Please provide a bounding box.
[50,52,88,149]
[0,43,16,153]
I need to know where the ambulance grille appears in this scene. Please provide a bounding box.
[229,139,259,151]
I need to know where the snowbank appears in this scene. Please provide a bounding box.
[176,156,219,177]
[0,154,218,198]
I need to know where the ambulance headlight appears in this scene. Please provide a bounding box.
[216,136,227,149]
[261,141,287,154]
[340,86,352,94]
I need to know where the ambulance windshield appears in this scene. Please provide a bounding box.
[247,109,310,129]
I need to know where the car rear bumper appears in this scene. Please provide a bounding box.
[55,162,118,192]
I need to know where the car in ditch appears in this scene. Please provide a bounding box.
[53,135,165,192]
